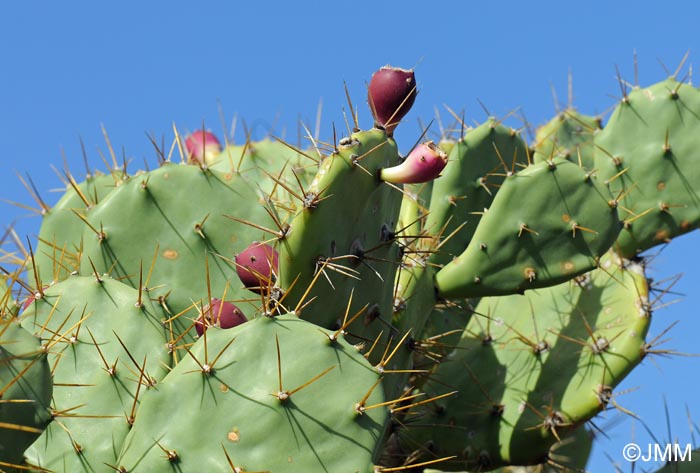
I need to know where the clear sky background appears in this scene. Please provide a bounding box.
[1,1,698,471]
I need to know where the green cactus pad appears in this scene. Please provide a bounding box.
[423,425,593,472]
[0,319,52,471]
[424,120,531,267]
[277,128,403,355]
[594,78,700,257]
[117,313,388,473]
[79,163,271,330]
[399,252,649,470]
[435,156,621,298]
[35,170,127,284]
[533,109,601,169]
[19,275,171,472]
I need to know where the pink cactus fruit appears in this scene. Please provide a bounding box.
[185,130,222,165]
[195,298,247,336]
[235,242,279,293]
[380,141,448,184]
[367,65,417,136]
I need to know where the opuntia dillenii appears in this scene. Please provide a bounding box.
[185,130,222,165]
[195,298,246,336]
[235,242,279,292]
[380,141,447,184]
[367,66,417,136]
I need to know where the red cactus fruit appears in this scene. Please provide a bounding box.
[185,130,222,165]
[195,298,246,336]
[235,242,279,293]
[367,65,417,136]
[380,141,448,184]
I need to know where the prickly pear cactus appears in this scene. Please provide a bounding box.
[2,64,700,473]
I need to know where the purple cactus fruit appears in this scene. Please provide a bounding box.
[195,298,246,336]
[235,242,279,293]
[380,141,448,184]
[367,65,417,136]
[185,130,222,165]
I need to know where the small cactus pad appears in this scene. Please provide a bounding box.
[435,156,621,298]
[19,275,171,472]
[594,78,700,256]
[399,252,650,470]
[117,313,388,472]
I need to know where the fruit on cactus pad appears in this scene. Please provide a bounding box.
[368,65,417,135]
[235,242,279,292]
[195,298,247,336]
[185,130,222,164]
[380,141,447,184]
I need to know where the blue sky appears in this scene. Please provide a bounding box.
[1,1,698,471]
